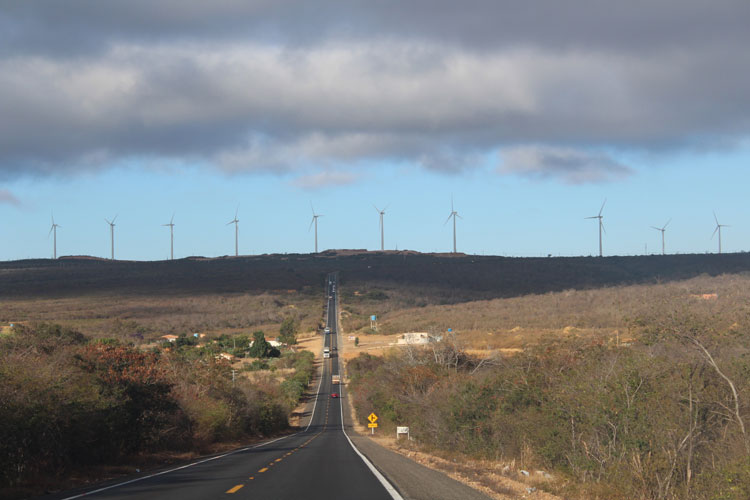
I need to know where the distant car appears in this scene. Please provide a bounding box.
[332,346,337,351]
[331,393,339,398]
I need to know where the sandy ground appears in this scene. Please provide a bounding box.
[340,331,408,360]
[288,333,324,428]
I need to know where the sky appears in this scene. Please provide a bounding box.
[1,1,750,260]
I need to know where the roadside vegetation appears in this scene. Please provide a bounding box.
[0,320,316,498]
[346,273,750,499]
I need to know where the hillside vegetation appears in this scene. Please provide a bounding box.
[3,251,750,300]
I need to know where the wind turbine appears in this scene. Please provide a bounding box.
[49,214,60,259]
[105,215,117,260]
[444,197,461,254]
[227,207,239,257]
[650,219,670,256]
[309,203,323,253]
[585,199,607,257]
[162,214,175,260]
[374,205,388,251]
[712,212,729,254]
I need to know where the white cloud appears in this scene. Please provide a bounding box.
[0,189,20,206]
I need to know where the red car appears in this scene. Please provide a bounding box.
[330,393,339,398]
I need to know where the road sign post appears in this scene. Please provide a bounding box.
[367,412,378,435]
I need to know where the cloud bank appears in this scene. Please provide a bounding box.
[1,1,749,184]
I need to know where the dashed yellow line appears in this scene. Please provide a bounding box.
[226,484,244,493]
[258,467,268,473]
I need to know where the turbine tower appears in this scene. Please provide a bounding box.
[162,214,175,260]
[309,203,323,253]
[374,205,388,251]
[105,215,117,260]
[444,197,461,254]
[585,199,607,257]
[712,212,729,254]
[227,208,239,257]
[49,215,60,259]
[650,219,670,256]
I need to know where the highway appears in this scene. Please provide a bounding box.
[54,273,401,500]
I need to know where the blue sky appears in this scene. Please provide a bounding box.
[1,2,749,261]
[3,143,749,261]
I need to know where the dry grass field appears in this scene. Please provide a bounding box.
[342,272,750,351]
[0,290,323,343]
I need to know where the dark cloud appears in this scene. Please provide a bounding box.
[0,1,748,180]
[499,146,633,184]
[3,1,748,56]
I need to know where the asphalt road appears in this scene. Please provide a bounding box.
[53,274,401,500]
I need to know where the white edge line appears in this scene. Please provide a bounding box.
[334,281,405,500]
[62,309,329,500]
[306,346,325,432]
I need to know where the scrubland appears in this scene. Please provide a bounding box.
[345,273,750,499]
[0,290,322,340]
[4,253,750,499]
[0,290,322,498]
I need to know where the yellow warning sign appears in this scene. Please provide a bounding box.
[367,413,378,424]
[368,423,378,428]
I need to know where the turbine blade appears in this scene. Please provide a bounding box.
[373,204,380,213]
[444,213,453,225]
[585,216,598,219]
[309,217,315,231]
[310,201,316,215]
[599,198,607,216]
[651,226,661,231]
[600,221,607,235]
[112,214,118,224]
[170,213,175,224]
[48,225,53,237]
[713,211,719,225]
[663,218,671,230]
[711,226,719,239]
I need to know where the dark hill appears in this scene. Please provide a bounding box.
[1,251,749,299]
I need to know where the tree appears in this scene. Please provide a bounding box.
[248,331,280,358]
[279,317,298,346]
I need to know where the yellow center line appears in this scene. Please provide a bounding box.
[258,467,268,473]
[226,484,244,494]
[275,458,282,462]
[249,477,254,480]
